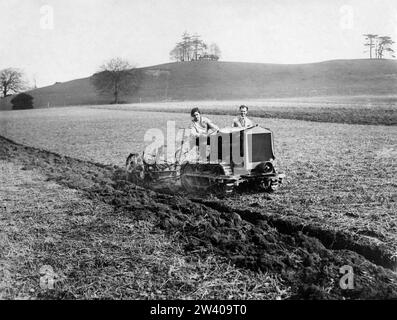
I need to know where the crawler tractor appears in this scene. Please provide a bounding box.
[126,125,285,194]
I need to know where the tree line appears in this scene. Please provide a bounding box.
[363,34,395,59]
[0,60,141,107]
[169,32,221,62]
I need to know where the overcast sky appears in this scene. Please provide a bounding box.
[1,0,396,87]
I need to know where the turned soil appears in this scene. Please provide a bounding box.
[1,135,397,299]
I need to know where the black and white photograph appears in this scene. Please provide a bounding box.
[0,0,396,307]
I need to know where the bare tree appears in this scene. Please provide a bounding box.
[178,40,189,61]
[373,37,378,59]
[0,68,26,98]
[170,40,193,62]
[377,36,395,59]
[363,34,378,59]
[191,34,207,61]
[181,31,193,61]
[208,43,221,60]
[170,32,220,62]
[91,58,140,104]
[170,43,184,61]
[170,32,193,62]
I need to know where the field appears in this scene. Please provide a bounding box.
[1,59,397,119]
[0,160,290,299]
[89,96,397,125]
[1,104,396,299]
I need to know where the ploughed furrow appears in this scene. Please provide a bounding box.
[1,135,397,299]
[189,199,397,272]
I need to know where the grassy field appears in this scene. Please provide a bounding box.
[88,96,397,125]
[1,106,396,264]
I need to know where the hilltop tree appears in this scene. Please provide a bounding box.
[208,43,221,60]
[170,44,184,62]
[363,34,378,59]
[363,34,395,59]
[170,32,195,62]
[181,31,193,61]
[0,68,26,98]
[191,34,207,61]
[91,58,141,104]
[377,36,395,59]
[170,32,220,62]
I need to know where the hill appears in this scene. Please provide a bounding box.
[1,59,397,110]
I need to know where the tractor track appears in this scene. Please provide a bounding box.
[1,135,397,299]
